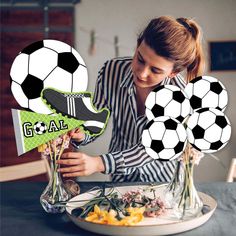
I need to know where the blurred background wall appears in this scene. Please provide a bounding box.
[1,0,235,182]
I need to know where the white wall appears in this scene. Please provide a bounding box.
[75,0,236,182]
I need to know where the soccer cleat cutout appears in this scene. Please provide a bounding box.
[42,88,109,135]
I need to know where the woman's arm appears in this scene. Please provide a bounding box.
[57,142,176,183]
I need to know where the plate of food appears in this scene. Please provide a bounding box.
[66,184,216,236]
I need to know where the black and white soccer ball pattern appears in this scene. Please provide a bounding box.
[184,76,228,112]
[145,85,190,123]
[34,121,47,135]
[186,108,231,153]
[10,39,88,114]
[142,116,187,161]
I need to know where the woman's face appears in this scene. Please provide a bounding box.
[131,41,176,88]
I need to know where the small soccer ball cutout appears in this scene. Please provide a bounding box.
[34,121,47,135]
[145,85,191,123]
[142,116,187,161]
[186,108,231,153]
[184,76,228,112]
[10,39,88,114]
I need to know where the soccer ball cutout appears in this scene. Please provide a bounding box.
[145,85,191,123]
[10,39,88,114]
[142,116,187,161]
[34,121,47,135]
[184,76,228,112]
[186,108,231,153]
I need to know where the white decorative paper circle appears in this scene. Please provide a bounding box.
[10,39,88,114]
[186,107,231,153]
[142,116,187,161]
[184,76,228,112]
[145,85,191,123]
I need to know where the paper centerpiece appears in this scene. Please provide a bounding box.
[142,76,231,160]
[10,40,110,156]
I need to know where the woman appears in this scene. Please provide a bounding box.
[57,16,205,182]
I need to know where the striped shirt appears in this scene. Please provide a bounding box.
[74,57,186,182]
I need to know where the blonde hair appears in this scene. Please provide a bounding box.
[137,16,205,82]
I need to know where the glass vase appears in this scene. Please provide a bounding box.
[165,161,203,220]
[40,159,70,213]
[164,160,184,207]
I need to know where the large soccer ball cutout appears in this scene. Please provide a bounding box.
[142,116,187,161]
[145,85,191,123]
[186,108,231,153]
[10,39,88,114]
[184,76,228,112]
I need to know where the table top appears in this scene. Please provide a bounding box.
[1,182,236,236]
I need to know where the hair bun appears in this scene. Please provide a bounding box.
[177,18,195,37]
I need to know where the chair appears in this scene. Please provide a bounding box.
[0,158,51,182]
[226,158,236,182]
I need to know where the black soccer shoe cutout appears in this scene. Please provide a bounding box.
[42,88,109,135]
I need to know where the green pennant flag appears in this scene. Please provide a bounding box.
[12,109,84,156]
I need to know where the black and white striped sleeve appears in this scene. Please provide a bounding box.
[100,142,176,183]
[100,143,152,174]
[99,141,174,179]
[170,74,187,88]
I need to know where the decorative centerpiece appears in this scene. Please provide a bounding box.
[142,76,231,220]
[9,40,110,216]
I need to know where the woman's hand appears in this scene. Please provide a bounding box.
[68,128,85,143]
[56,152,105,177]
